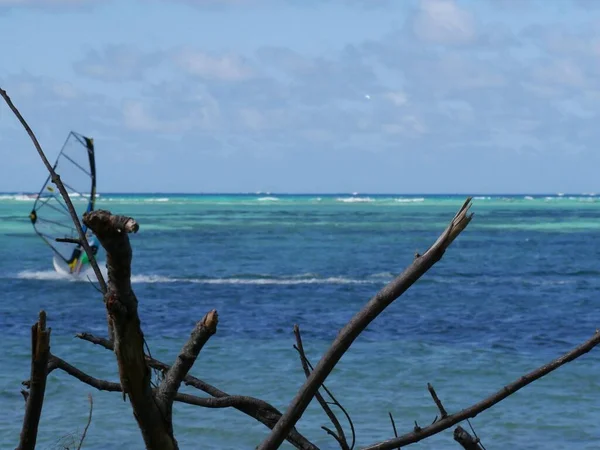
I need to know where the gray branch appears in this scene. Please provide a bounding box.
[258,198,474,450]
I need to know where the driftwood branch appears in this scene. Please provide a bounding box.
[76,332,318,450]
[157,310,218,419]
[362,329,600,449]
[81,209,180,450]
[45,354,279,410]
[76,394,94,450]
[0,88,107,295]
[43,350,317,449]
[17,311,51,450]
[294,325,353,450]
[427,383,447,420]
[258,198,474,450]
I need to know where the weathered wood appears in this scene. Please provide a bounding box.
[157,310,218,421]
[83,210,178,450]
[17,311,51,450]
[453,426,484,450]
[362,329,600,450]
[77,332,319,450]
[258,198,474,450]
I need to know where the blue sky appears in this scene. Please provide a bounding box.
[1,0,599,194]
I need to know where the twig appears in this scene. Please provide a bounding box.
[157,310,218,418]
[75,332,318,450]
[387,413,400,450]
[17,311,52,450]
[453,425,483,450]
[294,324,352,450]
[76,394,93,450]
[361,329,600,449]
[427,383,447,419]
[258,198,474,450]
[0,88,107,296]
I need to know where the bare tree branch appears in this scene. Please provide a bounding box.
[76,394,94,450]
[0,87,113,344]
[294,325,352,450]
[17,311,51,450]
[0,88,107,296]
[44,352,318,449]
[427,383,447,419]
[48,355,121,392]
[258,198,474,450]
[387,413,399,450]
[75,332,318,450]
[362,329,600,450]
[157,310,218,419]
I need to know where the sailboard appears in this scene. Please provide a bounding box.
[28,131,101,276]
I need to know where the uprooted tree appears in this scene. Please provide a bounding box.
[3,86,600,450]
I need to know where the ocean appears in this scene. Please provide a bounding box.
[0,193,599,449]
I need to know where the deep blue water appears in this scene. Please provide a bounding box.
[0,193,599,449]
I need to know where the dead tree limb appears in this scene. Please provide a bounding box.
[76,332,318,450]
[76,394,94,450]
[427,383,447,420]
[82,210,181,450]
[0,88,107,295]
[157,310,218,421]
[45,354,277,410]
[17,311,51,450]
[362,329,600,450]
[258,198,474,450]
[41,350,318,448]
[0,87,113,343]
[294,325,353,450]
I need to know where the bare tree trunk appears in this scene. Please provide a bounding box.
[83,210,179,450]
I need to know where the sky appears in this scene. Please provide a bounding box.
[1,0,599,194]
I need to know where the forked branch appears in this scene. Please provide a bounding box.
[258,198,474,450]
[294,325,354,450]
[157,310,219,420]
[362,329,600,449]
[82,210,179,450]
[76,332,318,450]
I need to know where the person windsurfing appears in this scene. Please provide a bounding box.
[66,234,99,274]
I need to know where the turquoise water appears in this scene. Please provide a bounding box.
[1,193,599,449]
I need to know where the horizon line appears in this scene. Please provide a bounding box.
[1,191,595,196]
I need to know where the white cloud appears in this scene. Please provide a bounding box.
[173,49,253,81]
[122,100,200,133]
[51,81,79,99]
[532,59,588,88]
[384,91,408,106]
[74,45,159,82]
[413,0,476,45]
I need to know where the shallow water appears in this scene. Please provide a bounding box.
[0,193,599,449]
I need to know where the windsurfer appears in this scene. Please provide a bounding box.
[67,235,99,273]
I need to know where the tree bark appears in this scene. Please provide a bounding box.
[83,210,178,450]
[17,311,51,450]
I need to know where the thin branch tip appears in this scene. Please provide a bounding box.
[427,383,448,419]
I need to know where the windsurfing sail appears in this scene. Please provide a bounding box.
[29,131,99,274]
